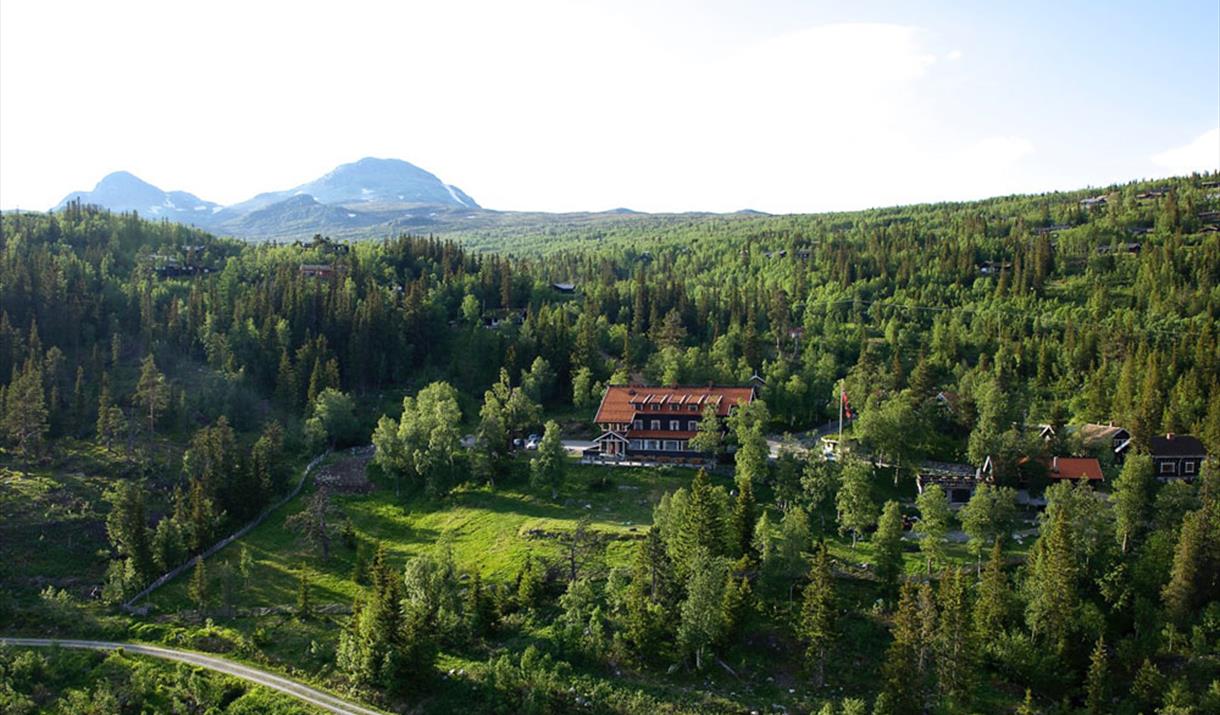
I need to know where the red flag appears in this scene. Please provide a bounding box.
[841,390,854,420]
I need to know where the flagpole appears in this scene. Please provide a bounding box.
[837,380,844,448]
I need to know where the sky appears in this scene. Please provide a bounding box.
[1,0,1217,214]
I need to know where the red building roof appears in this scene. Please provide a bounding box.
[594,385,755,424]
[1048,456,1104,481]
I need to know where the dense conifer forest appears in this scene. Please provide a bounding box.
[1,175,1219,713]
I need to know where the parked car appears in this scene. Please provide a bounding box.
[524,433,541,450]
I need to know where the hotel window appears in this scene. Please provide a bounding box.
[687,420,697,430]
[1185,461,1196,475]
[645,440,658,451]
[664,440,679,451]
[633,420,643,430]
[669,420,680,431]
[650,420,661,430]
[629,440,642,450]
[1159,461,1175,475]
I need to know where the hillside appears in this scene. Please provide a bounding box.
[2,174,1218,714]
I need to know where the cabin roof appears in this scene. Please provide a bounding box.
[594,384,755,424]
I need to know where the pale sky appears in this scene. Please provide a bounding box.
[1,0,1217,214]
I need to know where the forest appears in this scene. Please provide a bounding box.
[1,174,1219,714]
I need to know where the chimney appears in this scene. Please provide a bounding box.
[1166,433,1174,440]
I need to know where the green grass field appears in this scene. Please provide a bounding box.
[148,456,697,613]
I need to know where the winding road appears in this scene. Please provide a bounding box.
[0,637,384,715]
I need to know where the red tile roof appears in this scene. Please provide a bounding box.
[594,385,755,424]
[1048,457,1104,481]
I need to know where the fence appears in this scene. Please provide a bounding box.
[122,451,329,612]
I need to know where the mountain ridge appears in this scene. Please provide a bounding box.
[53,157,480,240]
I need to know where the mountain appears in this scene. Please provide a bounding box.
[234,193,390,236]
[56,171,220,219]
[53,158,482,240]
[224,157,480,215]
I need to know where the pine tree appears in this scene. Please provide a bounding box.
[103,481,155,589]
[337,542,407,688]
[463,571,498,638]
[275,350,298,407]
[516,552,545,611]
[973,539,1009,641]
[678,548,728,670]
[680,469,727,562]
[3,358,47,458]
[1162,502,1220,625]
[95,380,122,449]
[914,484,950,574]
[916,581,937,686]
[1129,658,1163,713]
[189,557,209,614]
[1086,634,1107,715]
[935,568,975,706]
[719,574,751,647]
[1016,689,1039,715]
[133,354,168,438]
[873,500,904,599]
[1025,508,1076,654]
[71,365,86,436]
[1113,454,1152,554]
[238,544,254,586]
[529,420,566,499]
[882,582,925,715]
[798,542,836,687]
[731,476,758,559]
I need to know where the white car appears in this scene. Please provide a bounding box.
[524,434,541,450]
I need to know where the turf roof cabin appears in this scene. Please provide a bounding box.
[590,384,755,464]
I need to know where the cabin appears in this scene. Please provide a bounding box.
[1135,188,1169,200]
[1096,242,1141,255]
[1032,224,1071,236]
[916,459,993,507]
[551,282,576,294]
[299,264,335,279]
[1077,423,1131,463]
[1080,196,1108,209]
[590,384,755,463]
[978,260,1012,276]
[1046,456,1103,483]
[935,390,961,415]
[1149,433,1207,481]
[482,309,526,329]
